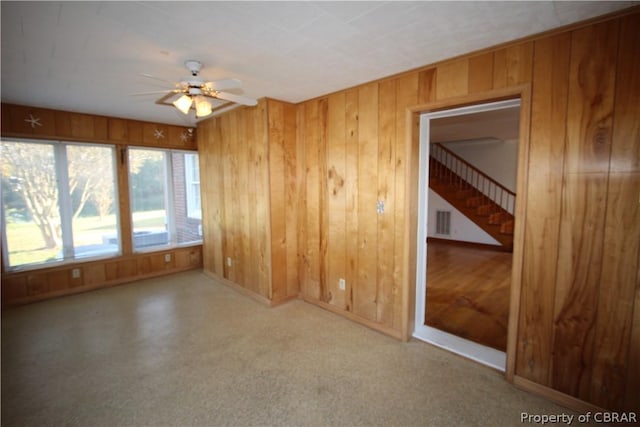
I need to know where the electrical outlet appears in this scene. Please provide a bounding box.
[164,254,171,263]
[339,278,346,290]
[227,257,232,267]
[72,268,81,279]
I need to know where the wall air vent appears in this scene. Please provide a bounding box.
[436,210,451,235]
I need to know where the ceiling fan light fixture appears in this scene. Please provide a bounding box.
[194,95,212,118]
[173,94,193,115]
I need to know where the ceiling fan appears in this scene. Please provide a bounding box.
[137,60,257,118]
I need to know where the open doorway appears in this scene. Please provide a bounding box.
[413,99,521,371]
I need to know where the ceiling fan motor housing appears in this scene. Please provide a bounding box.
[184,60,203,76]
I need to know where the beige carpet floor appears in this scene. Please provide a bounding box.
[2,270,580,426]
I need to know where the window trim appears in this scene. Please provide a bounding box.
[127,147,203,253]
[185,153,202,220]
[1,138,122,271]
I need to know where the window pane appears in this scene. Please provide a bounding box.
[129,149,169,250]
[2,141,62,267]
[67,145,120,259]
[172,152,202,244]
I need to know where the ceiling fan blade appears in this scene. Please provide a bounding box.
[139,73,176,85]
[213,91,257,106]
[204,78,242,91]
[129,89,178,96]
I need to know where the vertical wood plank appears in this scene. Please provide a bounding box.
[254,102,272,299]
[394,73,419,331]
[9,106,57,136]
[318,98,329,303]
[620,13,640,412]
[199,117,225,276]
[221,113,236,282]
[35,107,57,136]
[283,103,299,298]
[296,104,308,300]
[1,276,27,301]
[54,111,72,137]
[436,58,469,99]
[303,99,322,300]
[268,100,288,302]
[243,108,257,294]
[493,42,534,89]
[108,118,128,142]
[127,121,143,144]
[48,270,70,292]
[345,89,360,312]
[92,116,108,141]
[551,20,619,400]
[628,272,640,411]
[327,92,348,309]
[608,12,640,175]
[355,82,379,321]
[377,79,397,325]
[591,13,640,410]
[212,117,225,277]
[468,52,495,93]
[516,32,571,385]
[418,68,437,104]
[142,123,168,146]
[590,173,640,409]
[70,113,94,139]
[239,108,251,295]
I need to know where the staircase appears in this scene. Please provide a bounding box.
[429,143,515,251]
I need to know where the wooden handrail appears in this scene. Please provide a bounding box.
[430,143,516,215]
[431,143,515,196]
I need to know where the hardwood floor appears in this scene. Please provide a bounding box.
[425,240,512,351]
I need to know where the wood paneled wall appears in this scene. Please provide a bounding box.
[295,9,639,412]
[1,104,197,150]
[297,77,420,337]
[198,99,299,305]
[2,246,203,305]
[1,104,202,305]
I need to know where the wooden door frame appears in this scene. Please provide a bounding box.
[401,84,532,381]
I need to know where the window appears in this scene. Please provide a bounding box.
[1,139,120,269]
[128,148,202,251]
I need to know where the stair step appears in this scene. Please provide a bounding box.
[500,220,514,235]
[476,205,493,216]
[466,196,484,207]
[489,212,507,224]
[429,155,515,251]
[456,189,475,199]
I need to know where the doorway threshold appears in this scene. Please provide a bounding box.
[413,325,506,371]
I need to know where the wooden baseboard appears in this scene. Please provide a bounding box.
[2,265,201,308]
[513,375,605,414]
[270,294,300,307]
[202,270,271,306]
[427,237,511,252]
[202,270,298,308]
[301,295,404,340]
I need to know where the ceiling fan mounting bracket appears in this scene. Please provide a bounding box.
[184,60,203,76]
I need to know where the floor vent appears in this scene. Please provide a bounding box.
[436,210,451,235]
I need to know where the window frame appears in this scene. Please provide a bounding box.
[184,153,202,220]
[1,138,122,271]
[127,146,202,253]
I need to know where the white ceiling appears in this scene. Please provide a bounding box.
[1,1,636,127]
[430,105,521,143]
